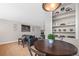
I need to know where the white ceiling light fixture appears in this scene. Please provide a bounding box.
[42,3,61,12]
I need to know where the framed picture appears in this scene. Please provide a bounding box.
[21,25,30,32]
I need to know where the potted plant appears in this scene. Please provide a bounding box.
[48,34,55,44]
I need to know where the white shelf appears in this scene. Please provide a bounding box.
[53,14,75,21]
[52,32,75,33]
[55,37,75,39]
[52,25,75,28]
[52,10,75,17]
[55,37,75,40]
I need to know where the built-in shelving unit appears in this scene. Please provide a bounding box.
[52,4,76,40]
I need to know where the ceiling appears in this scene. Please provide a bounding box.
[0,3,73,27]
[0,3,51,27]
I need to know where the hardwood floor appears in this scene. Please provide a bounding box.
[0,41,78,56]
[0,42,30,56]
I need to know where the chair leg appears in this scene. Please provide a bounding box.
[22,40,24,48]
[35,53,38,56]
[18,40,21,45]
[28,47,33,56]
[18,41,20,44]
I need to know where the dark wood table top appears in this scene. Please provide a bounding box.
[34,40,78,56]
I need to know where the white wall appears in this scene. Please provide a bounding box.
[0,3,51,29]
[45,12,52,39]
[0,19,42,43]
[76,3,79,39]
[0,3,52,43]
[0,20,20,43]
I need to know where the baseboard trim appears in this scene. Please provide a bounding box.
[0,40,17,45]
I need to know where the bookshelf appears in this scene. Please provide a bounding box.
[52,4,76,39]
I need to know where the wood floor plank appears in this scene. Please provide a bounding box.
[0,42,30,56]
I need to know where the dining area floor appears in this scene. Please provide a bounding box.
[0,42,31,56]
[0,39,79,56]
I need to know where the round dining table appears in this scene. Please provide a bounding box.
[34,40,78,56]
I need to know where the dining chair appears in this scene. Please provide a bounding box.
[27,45,46,56]
[27,37,46,56]
[18,36,27,48]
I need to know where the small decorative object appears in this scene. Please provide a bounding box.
[41,30,44,34]
[54,29,56,31]
[63,29,66,32]
[67,36,75,38]
[41,30,45,39]
[65,7,72,12]
[48,34,55,44]
[55,11,59,15]
[59,29,61,32]
[55,35,58,37]
[60,23,65,25]
[70,28,73,32]
[60,35,65,38]
[59,35,65,40]
[61,7,65,11]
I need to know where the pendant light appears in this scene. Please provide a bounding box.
[42,3,61,12]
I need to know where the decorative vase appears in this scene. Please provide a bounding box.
[48,39,54,44]
[48,39,54,47]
